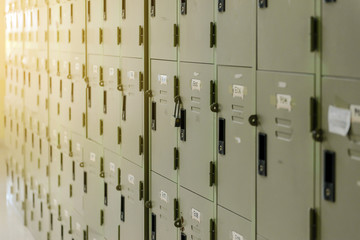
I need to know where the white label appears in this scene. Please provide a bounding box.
[64,210,69,218]
[191,79,201,91]
[328,105,351,137]
[64,135,68,144]
[278,81,287,88]
[276,94,292,111]
[75,63,80,71]
[109,162,115,172]
[90,152,96,162]
[53,129,57,137]
[160,190,168,203]
[232,85,244,99]
[232,231,244,240]
[76,143,81,151]
[128,174,135,185]
[234,74,243,79]
[93,65,98,74]
[158,75,168,85]
[191,208,201,223]
[193,72,200,77]
[127,71,135,80]
[52,59,56,66]
[350,105,360,123]
[76,222,81,231]
[109,68,115,76]
[53,199,57,206]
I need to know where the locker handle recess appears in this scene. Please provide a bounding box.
[122,95,126,120]
[103,91,107,114]
[151,0,155,17]
[122,0,126,19]
[210,22,216,48]
[151,101,156,131]
[121,195,125,221]
[218,0,225,12]
[310,17,319,52]
[181,0,187,15]
[83,172,87,193]
[87,1,91,22]
[219,118,225,155]
[259,0,268,8]
[258,133,267,176]
[103,0,107,20]
[180,109,186,141]
[151,213,156,240]
[324,150,335,202]
[104,182,108,206]
[116,168,122,191]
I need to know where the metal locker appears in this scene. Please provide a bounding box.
[150,60,177,182]
[151,172,178,240]
[120,0,144,58]
[322,1,360,79]
[72,212,86,240]
[217,66,255,219]
[121,57,144,167]
[69,0,86,54]
[217,206,251,240]
[257,71,315,240]
[87,55,104,145]
[37,138,49,193]
[179,187,215,240]
[49,147,63,211]
[59,2,72,52]
[103,56,121,154]
[104,149,121,240]
[83,140,104,235]
[149,0,177,60]
[87,0,104,55]
[103,0,121,56]
[119,158,144,240]
[71,133,85,216]
[321,77,360,240]
[178,62,215,201]
[257,0,315,73]
[49,4,61,51]
[61,207,74,240]
[87,229,104,240]
[50,207,63,240]
[179,0,214,64]
[37,6,48,51]
[216,0,254,67]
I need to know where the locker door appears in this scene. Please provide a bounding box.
[149,0,177,60]
[217,66,255,219]
[257,71,315,240]
[321,77,360,240]
[216,0,254,67]
[179,0,214,63]
[151,172,178,240]
[322,1,360,79]
[120,159,144,240]
[257,0,315,73]
[49,4,60,51]
[150,60,177,181]
[217,206,251,240]
[87,0,104,55]
[178,62,215,201]
[120,0,144,58]
[179,187,214,240]
[103,0,121,56]
[61,2,72,52]
[72,213,86,240]
[83,140,104,235]
[104,150,121,240]
[38,138,49,193]
[38,6,48,51]
[70,0,85,54]
[72,134,85,216]
[103,56,121,154]
[87,55,104,144]
[121,58,144,167]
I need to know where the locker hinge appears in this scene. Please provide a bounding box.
[117,127,122,144]
[82,64,86,79]
[139,181,144,201]
[67,62,72,79]
[173,198,180,221]
[310,97,323,142]
[174,147,179,170]
[210,22,216,48]
[99,28,103,44]
[209,162,216,186]
[46,165,49,177]
[151,0,156,17]
[117,69,123,91]
[139,135,143,155]
[117,27,121,45]
[210,219,216,240]
[82,113,86,127]
[100,210,104,226]
[210,80,219,112]
[99,66,104,86]
[100,119,104,136]
[139,26,144,45]
[173,24,179,47]
[310,208,317,240]
[139,72,144,91]
[310,17,319,52]
[82,29,85,43]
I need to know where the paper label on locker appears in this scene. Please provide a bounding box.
[158,74,168,85]
[191,208,201,223]
[93,65,98,74]
[64,210,69,218]
[160,190,168,203]
[276,94,292,111]
[53,199,57,206]
[232,85,244,99]
[109,162,115,172]
[328,105,351,136]
[127,71,135,80]
[109,68,115,76]
[191,79,201,91]
[128,174,135,185]
[64,135,68,144]
[232,231,244,240]
[278,81,287,88]
[90,152,96,162]
[75,63,80,71]
[234,74,243,79]
[350,105,360,123]
[76,143,81,151]
[76,222,81,231]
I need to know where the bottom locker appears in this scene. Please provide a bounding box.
[72,213,86,240]
[217,206,251,240]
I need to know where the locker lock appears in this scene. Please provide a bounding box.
[79,162,84,168]
[248,115,259,126]
[210,103,219,113]
[312,129,324,142]
[259,0,268,8]
[116,185,122,191]
[174,217,184,228]
[99,171,105,178]
[145,201,152,209]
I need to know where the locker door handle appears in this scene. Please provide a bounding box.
[116,168,122,191]
[87,0,91,22]
[104,182,108,206]
[122,0,126,19]
[218,118,225,155]
[210,22,216,48]
[310,17,319,52]
[259,0,268,8]
[67,62,71,79]
[139,136,143,155]
[99,28,103,45]
[117,69,123,90]
[103,91,107,114]
[117,27,121,45]
[324,150,336,202]
[151,214,156,240]
[218,0,225,12]
[70,4,73,24]
[258,133,267,176]
[151,0,156,17]
[139,181,144,201]
[210,80,219,112]
[151,101,156,130]
[83,172,87,193]
[122,95,126,120]
[173,24,179,47]
[180,109,186,141]
[99,66,104,86]
[121,195,125,221]
[181,0,187,15]
[103,0,107,20]
[139,26,144,45]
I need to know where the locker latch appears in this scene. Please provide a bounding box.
[324,0,336,2]
[100,210,104,226]
[122,0,126,19]
[99,66,104,86]
[100,119,104,136]
[174,147,179,170]
[210,23,216,48]
[258,133,267,176]
[139,181,144,201]
[309,208,317,240]
[173,25,179,47]
[139,136,144,155]
[248,114,259,126]
[117,69,123,91]
[209,162,216,186]
[210,80,219,112]
[139,26,144,46]
[139,72,144,91]
[67,62,71,79]
[218,0,225,12]
[310,97,323,142]
[259,0,268,8]
[152,102,156,130]
[324,150,336,202]
[117,27,121,45]
[310,17,319,52]
[210,219,216,240]
[99,28,103,45]
[181,0,187,15]
[122,95,127,120]
[218,118,225,155]
[117,127,122,144]
[151,0,156,17]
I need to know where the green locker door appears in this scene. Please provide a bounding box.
[257,71,315,240]
[257,0,315,73]
[121,57,144,167]
[151,172,178,240]
[179,0,214,64]
[217,66,255,219]
[86,0,104,55]
[120,159,144,240]
[321,77,360,240]
[120,0,144,58]
[149,0,177,60]
[103,0,121,56]
[179,62,215,201]
[216,0,254,67]
[150,60,177,182]
[322,1,360,79]
[72,133,85,216]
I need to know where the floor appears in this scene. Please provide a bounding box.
[0,144,35,240]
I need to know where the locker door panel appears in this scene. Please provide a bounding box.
[87,0,103,55]
[150,60,177,181]
[72,134,85,216]
[179,62,214,201]
[321,77,360,240]
[257,0,315,73]
[257,71,315,240]
[217,66,255,219]
[217,206,251,240]
[70,0,85,53]
[103,0,121,56]
[322,1,360,79]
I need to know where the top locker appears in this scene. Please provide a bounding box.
[257,0,316,73]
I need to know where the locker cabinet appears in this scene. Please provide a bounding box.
[217,206,251,240]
